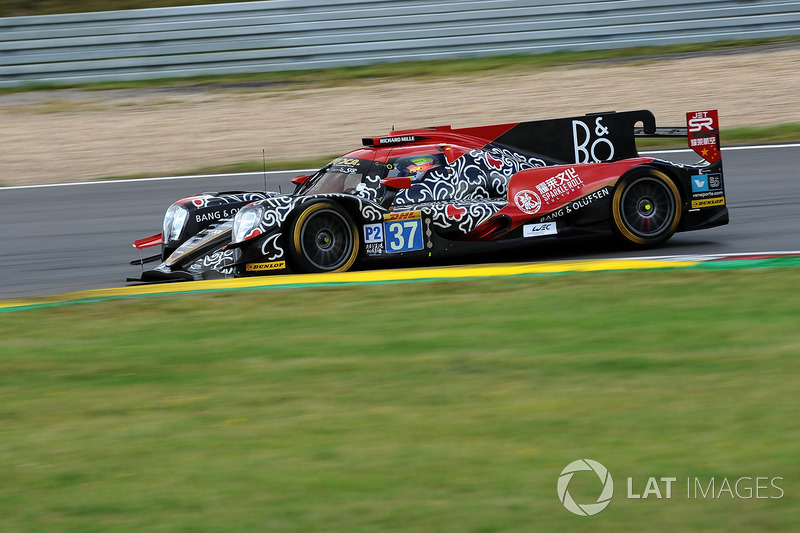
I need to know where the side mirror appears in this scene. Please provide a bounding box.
[292,174,311,186]
[379,177,412,208]
[380,177,412,190]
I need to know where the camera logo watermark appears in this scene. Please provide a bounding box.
[557,459,614,516]
[558,459,785,517]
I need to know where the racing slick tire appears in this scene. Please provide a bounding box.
[611,168,681,247]
[288,201,360,273]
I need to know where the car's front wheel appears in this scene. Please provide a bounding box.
[611,168,681,247]
[288,201,359,273]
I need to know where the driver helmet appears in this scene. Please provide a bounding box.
[399,155,440,180]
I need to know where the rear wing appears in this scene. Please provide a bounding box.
[380,109,721,165]
[483,109,657,164]
[636,109,721,164]
[633,126,687,137]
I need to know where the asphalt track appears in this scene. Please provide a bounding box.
[1,145,799,301]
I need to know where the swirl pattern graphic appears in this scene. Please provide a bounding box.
[390,146,546,206]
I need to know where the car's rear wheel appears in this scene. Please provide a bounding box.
[611,168,681,247]
[289,201,359,273]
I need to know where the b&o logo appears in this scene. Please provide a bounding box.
[557,459,614,516]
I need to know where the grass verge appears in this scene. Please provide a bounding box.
[1,268,798,532]
[2,37,800,96]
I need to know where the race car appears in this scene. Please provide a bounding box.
[129,109,728,282]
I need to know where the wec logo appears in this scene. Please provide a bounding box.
[557,459,614,516]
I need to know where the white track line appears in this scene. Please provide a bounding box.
[607,250,800,262]
[3,143,799,191]
[643,143,800,155]
[0,169,317,191]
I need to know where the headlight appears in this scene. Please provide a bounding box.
[232,205,264,244]
[163,204,189,242]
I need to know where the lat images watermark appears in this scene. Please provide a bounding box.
[626,476,784,500]
[557,459,614,516]
[557,460,785,517]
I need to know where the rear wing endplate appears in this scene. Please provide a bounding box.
[686,110,721,164]
[635,110,721,165]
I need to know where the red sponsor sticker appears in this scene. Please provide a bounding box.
[687,110,721,164]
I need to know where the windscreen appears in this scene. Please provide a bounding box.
[298,157,373,196]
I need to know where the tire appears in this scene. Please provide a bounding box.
[611,168,681,247]
[288,201,359,273]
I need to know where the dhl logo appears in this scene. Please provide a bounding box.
[384,211,421,221]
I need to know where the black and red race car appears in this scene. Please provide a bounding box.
[130,109,727,281]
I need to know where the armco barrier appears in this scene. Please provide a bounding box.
[1,0,799,88]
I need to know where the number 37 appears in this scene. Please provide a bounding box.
[386,220,423,253]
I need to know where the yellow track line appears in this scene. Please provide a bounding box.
[0,258,698,312]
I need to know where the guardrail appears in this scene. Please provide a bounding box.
[1,0,799,88]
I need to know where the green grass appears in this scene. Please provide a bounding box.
[2,35,800,96]
[1,268,798,532]
[721,123,800,145]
